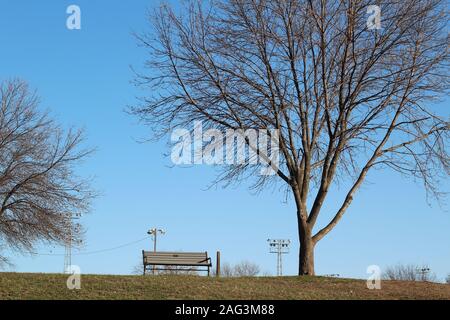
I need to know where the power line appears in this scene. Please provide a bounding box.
[32,236,151,257]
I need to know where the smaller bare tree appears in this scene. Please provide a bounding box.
[214,261,261,277]
[0,79,94,263]
[213,262,234,277]
[131,262,144,276]
[383,264,418,281]
[233,261,261,277]
[383,264,436,282]
[0,251,12,269]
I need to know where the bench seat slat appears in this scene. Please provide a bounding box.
[145,259,211,263]
[144,256,207,259]
[143,252,207,255]
[142,251,212,268]
[145,258,210,262]
[145,262,211,266]
[144,257,207,261]
[145,258,208,260]
[144,255,207,258]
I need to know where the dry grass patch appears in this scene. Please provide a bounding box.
[0,273,448,300]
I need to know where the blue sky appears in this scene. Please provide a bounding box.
[0,1,449,281]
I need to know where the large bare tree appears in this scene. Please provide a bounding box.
[132,0,449,275]
[0,79,94,263]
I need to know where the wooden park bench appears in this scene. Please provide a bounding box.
[142,251,212,276]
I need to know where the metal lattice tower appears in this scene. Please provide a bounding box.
[267,239,291,276]
[63,240,71,274]
[63,213,82,274]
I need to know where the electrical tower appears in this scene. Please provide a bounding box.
[267,239,290,276]
[417,266,431,281]
[63,213,82,274]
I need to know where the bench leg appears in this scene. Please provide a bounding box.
[207,267,210,277]
[143,266,146,276]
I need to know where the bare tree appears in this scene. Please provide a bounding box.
[217,262,235,277]
[131,262,144,276]
[0,79,94,263]
[213,261,261,277]
[446,274,450,285]
[383,264,419,281]
[383,264,437,282]
[233,261,261,277]
[0,250,12,269]
[132,0,449,275]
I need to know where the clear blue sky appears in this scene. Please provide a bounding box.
[0,1,448,281]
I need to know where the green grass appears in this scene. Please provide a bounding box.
[0,272,449,300]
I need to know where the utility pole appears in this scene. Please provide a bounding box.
[64,213,82,274]
[147,228,165,275]
[267,239,290,276]
[216,251,221,277]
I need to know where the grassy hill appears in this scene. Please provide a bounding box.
[0,273,449,300]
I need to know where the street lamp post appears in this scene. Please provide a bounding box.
[147,228,166,275]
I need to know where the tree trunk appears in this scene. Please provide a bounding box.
[298,224,315,276]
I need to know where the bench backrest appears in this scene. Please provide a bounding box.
[143,251,210,266]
